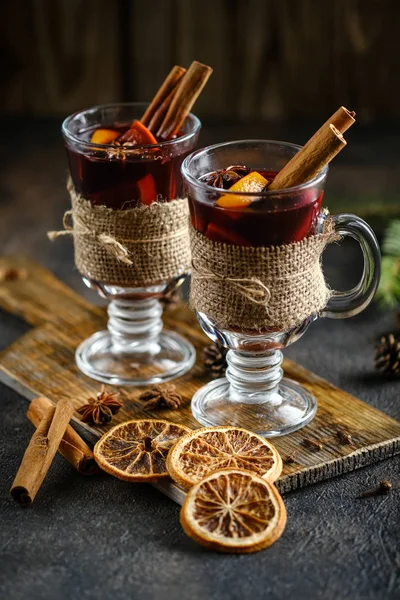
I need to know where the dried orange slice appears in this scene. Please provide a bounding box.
[94,419,191,482]
[166,426,282,489]
[216,171,268,208]
[180,469,286,553]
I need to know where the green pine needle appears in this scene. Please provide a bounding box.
[376,219,400,308]
[382,220,400,255]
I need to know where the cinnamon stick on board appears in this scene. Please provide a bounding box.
[141,65,186,129]
[27,397,99,476]
[11,398,75,507]
[269,106,356,191]
[157,61,213,140]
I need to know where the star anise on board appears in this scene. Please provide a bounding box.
[201,165,250,189]
[139,384,182,410]
[77,386,123,425]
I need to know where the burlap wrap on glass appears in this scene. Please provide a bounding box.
[51,182,191,286]
[190,221,338,331]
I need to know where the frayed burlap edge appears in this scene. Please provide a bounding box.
[190,220,339,331]
[48,181,191,286]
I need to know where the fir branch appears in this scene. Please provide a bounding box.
[376,256,400,308]
[382,220,400,255]
[376,219,400,308]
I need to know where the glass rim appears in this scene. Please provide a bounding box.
[62,102,202,150]
[181,139,329,197]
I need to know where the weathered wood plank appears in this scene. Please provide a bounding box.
[0,255,399,502]
[0,256,104,327]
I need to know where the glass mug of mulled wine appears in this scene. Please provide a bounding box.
[182,140,380,436]
[61,103,201,385]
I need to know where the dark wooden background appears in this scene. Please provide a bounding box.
[2,0,399,122]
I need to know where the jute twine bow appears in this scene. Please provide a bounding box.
[47,179,191,286]
[189,221,339,331]
[48,209,188,266]
[48,209,133,265]
[192,262,271,307]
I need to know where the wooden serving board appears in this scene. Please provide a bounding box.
[1,256,400,505]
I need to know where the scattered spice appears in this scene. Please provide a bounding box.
[285,452,297,464]
[203,343,228,378]
[77,386,122,426]
[0,266,27,282]
[139,384,182,410]
[302,438,323,451]
[200,165,250,189]
[375,333,400,376]
[336,430,353,445]
[359,479,392,498]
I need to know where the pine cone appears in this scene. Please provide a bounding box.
[204,343,228,378]
[139,384,182,410]
[375,333,400,376]
[160,288,181,310]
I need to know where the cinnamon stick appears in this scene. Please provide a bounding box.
[27,397,99,476]
[147,80,182,135]
[141,65,186,128]
[326,106,355,133]
[269,106,355,191]
[11,399,75,507]
[157,60,213,140]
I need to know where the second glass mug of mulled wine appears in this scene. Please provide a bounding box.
[61,103,201,385]
[182,140,380,436]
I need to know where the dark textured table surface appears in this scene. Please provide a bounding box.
[0,119,399,600]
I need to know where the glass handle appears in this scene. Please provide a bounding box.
[320,213,381,319]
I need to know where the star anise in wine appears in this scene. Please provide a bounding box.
[201,165,250,189]
[77,386,123,425]
[139,384,182,410]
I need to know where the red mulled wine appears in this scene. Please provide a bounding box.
[190,168,323,247]
[66,123,187,209]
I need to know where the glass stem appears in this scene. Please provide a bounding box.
[225,349,284,404]
[107,298,163,355]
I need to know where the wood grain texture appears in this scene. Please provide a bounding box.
[1,0,400,122]
[0,256,399,504]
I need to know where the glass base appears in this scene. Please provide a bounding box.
[191,377,317,437]
[76,329,196,386]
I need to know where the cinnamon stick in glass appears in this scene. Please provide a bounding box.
[10,398,75,507]
[269,106,355,191]
[147,80,182,134]
[27,397,99,476]
[141,65,186,128]
[157,61,213,140]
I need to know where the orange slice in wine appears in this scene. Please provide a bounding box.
[94,419,191,481]
[166,426,282,489]
[216,171,268,208]
[180,469,287,553]
[138,173,157,205]
[119,120,157,145]
[90,128,119,144]
[205,222,250,246]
